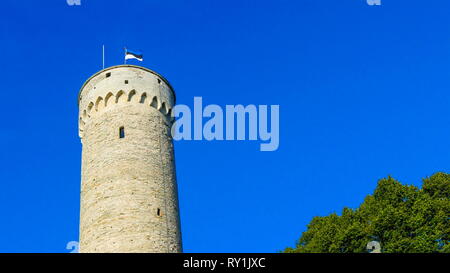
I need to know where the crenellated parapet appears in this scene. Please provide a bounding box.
[78,65,175,138]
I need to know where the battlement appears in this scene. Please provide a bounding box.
[78,65,175,105]
[78,65,176,138]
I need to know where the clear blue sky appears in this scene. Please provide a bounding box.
[1,0,450,253]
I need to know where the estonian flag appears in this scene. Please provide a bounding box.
[125,48,143,62]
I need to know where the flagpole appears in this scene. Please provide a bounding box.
[124,47,126,64]
[102,45,105,69]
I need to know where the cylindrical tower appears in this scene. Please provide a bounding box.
[77,65,182,253]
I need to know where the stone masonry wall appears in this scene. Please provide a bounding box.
[78,66,182,253]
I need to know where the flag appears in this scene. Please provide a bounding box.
[125,48,143,62]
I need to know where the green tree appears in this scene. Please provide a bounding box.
[284,173,450,253]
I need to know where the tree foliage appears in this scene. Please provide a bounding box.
[284,173,450,253]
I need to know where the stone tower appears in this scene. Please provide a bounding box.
[77,65,182,253]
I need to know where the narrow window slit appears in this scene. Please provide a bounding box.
[119,127,125,138]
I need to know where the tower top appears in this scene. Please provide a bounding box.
[77,65,175,106]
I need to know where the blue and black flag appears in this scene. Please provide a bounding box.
[125,48,143,61]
